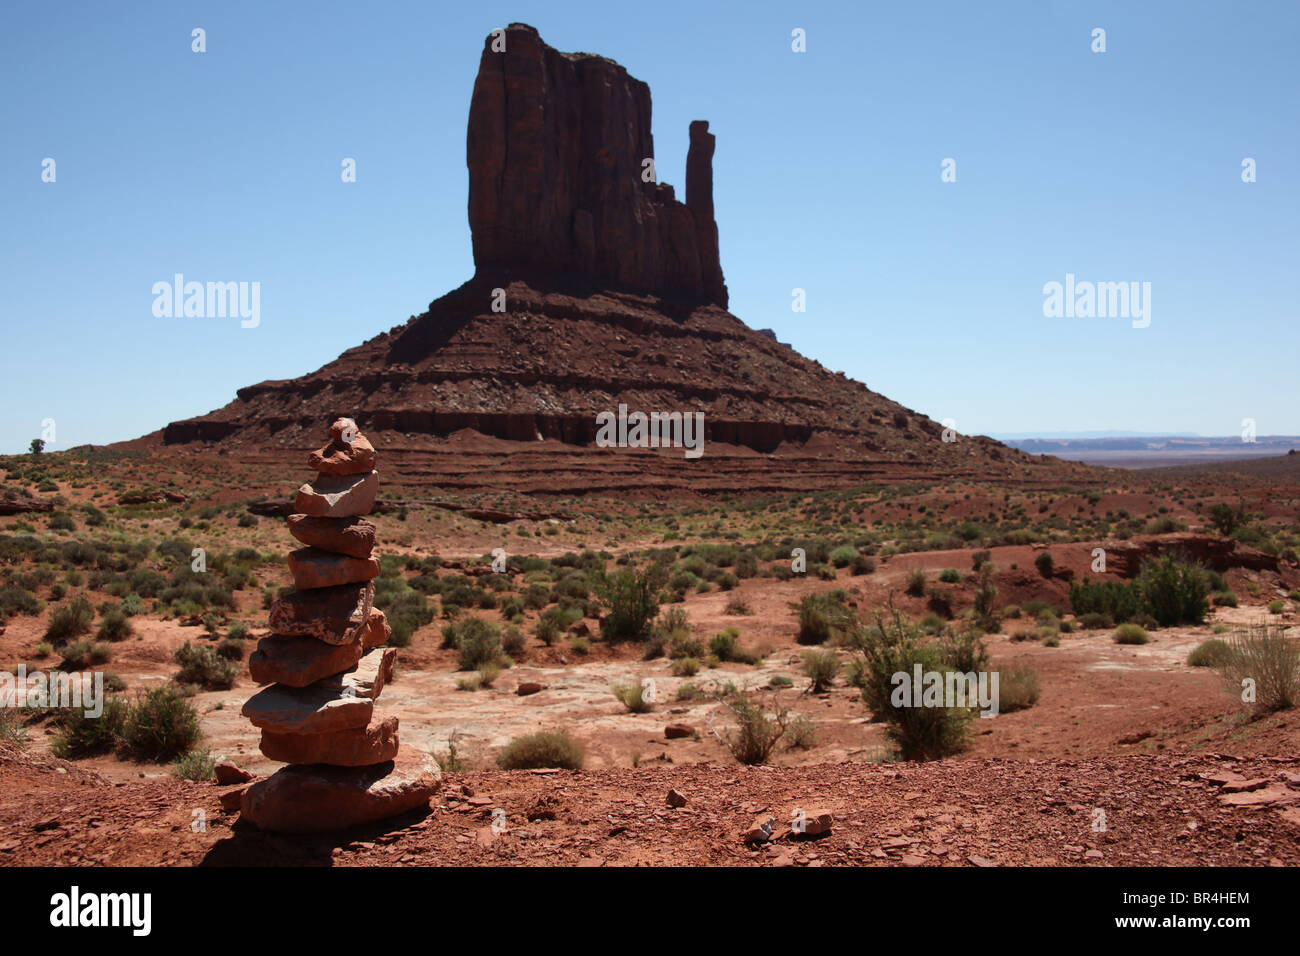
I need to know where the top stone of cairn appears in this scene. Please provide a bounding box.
[309,418,377,476]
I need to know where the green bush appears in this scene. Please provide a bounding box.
[1136,555,1208,626]
[121,686,202,761]
[997,666,1040,712]
[1077,611,1114,630]
[1210,590,1239,608]
[596,566,663,641]
[939,568,960,584]
[1113,623,1149,645]
[1188,638,1230,667]
[60,640,111,670]
[51,695,128,758]
[0,585,40,619]
[801,649,839,692]
[442,617,503,671]
[496,731,584,770]
[1218,624,1299,712]
[829,546,857,568]
[1069,578,1142,623]
[852,612,972,761]
[96,606,132,641]
[173,641,237,689]
[173,747,217,781]
[45,596,94,645]
[793,592,853,645]
[612,681,652,713]
[718,691,789,765]
[905,569,926,597]
[1034,551,1054,577]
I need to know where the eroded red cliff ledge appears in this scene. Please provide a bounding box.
[468,23,727,307]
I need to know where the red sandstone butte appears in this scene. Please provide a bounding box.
[467,23,726,306]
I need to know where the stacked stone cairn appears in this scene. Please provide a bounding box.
[239,418,438,833]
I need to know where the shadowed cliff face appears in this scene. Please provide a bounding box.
[467,23,727,307]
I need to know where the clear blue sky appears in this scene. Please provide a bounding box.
[2,0,1297,453]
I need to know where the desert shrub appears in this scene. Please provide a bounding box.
[216,637,245,661]
[1188,638,1231,667]
[34,642,52,658]
[612,680,652,713]
[121,686,202,761]
[374,580,433,647]
[801,649,839,692]
[851,554,876,575]
[1268,600,1284,615]
[49,513,76,532]
[734,552,759,578]
[51,695,128,758]
[723,594,753,616]
[595,566,663,641]
[1077,611,1114,630]
[45,596,94,645]
[852,612,973,760]
[995,666,1040,712]
[173,747,217,781]
[1136,555,1208,627]
[939,626,990,674]
[668,632,705,659]
[1113,623,1149,645]
[1210,590,1239,608]
[708,629,738,660]
[501,625,526,658]
[443,617,502,671]
[0,585,40,619]
[905,568,926,597]
[569,636,590,655]
[829,546,857,568]
[1217,624,1300,712]
[925,590,953,620]
[1069,578,1142,624]
[783,713,817,749]
[173,641,237,689]
[718,691,789,765]
[496,731,584,770]
[938,568,960,584]
[671,656,701,677]
[793,592,853,645]
[59,640,111,670]
[477,662,501,687]
[970,550,992,571]
[0,710,28,748]
[1034,551,1054,577]
[972,561,999,633]
[96,606,132,642]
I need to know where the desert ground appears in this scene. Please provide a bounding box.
[1,446,1297,866]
